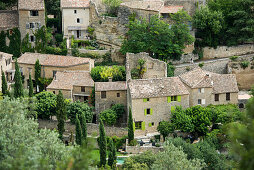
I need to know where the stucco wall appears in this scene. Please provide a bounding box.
[203,44,254,59]
[126,52,167,80]
[131,95,189,137]
[62,8,90,39]
[0,53,12,90]
[19,10,45,40]
[211,92,238,105]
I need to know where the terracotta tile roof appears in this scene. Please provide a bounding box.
[61,0,90,8]
[17,53,92,67]
[128,77,189,99]
[95,81,127,91]
[160,6,183,14]
[179,67,239,94]
[47,71,94,90]
[18,0,45,10]
[0,11,19,31]
[120,1,164,12]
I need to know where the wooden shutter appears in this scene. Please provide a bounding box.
[144,109,147,115]
[167,96,171,103]
[149,123,152,127]
[150,108,153,115]
[143,98,147,102]
[133,122,135,131]
[141,122,145,130]
[177,96,181,102]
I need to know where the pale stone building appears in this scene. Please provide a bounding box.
[18,0,46,41]
[13,52,94,88]
[47,71,94,103]
[0,52,13,91]
[95,80,127,120]
[61,0,90,40]
[128,77,190,136]
[179,67,239,106]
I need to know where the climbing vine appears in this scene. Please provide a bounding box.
[7,28,21,58]
[131,59,146,79]
[34,26,51,53]
[21,33,34,53]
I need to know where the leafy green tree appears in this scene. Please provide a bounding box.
[75,115,82,145]
[28,73,33,97]
[45,0,60,16]
[80,112,87,144]
[108,138,116,167]
[193,6,224,48]
[250,85,254,96]
[56,91,67,140]
[35,91,57,119]
[121,12,194,61]
[34,59,41,93]
[128,107,134,144]
[1,71,8,96]
[14,60,24,98]
[91,66,126,82]
[151,142,206,170]
[0,98,72,169]
[100,109,117,126]
[67,101,93,124]
[111,103,125,120]
[99,118,107,167]
[123,151,156,169]
[7,28,21,58]
[157,121,174,140]
[34,26,52,53]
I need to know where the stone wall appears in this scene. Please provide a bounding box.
[169,53,198,65]
[126,145,164,154]
[126,52,167,80]
[203,44,254,59]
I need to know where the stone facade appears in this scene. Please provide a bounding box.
[126,52,167,80]
[0,52,13,90]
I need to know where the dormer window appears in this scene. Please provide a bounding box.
[30,10,39,16]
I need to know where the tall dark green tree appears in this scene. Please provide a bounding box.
[7,28,21,58]
[34,59,41,93]
[80,112,87,145]
[108,138,117,167]
[56,91,66,140]
[99,118,107,167]
[128,107,134,144]
[14,60,23,98]
[0,31,7,52]
[1,71,8,96]
[28,73,33,97]
[75,115,82,145]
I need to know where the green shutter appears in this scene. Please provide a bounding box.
[177,96,181,102]
[144,109,147,115]
[149,123,152,127]
[143,98,147,102]
[133,122,135,131]
[171,106,175,112]
[167,96,171,103]
[150,108,153,115]
[141,122,145,130]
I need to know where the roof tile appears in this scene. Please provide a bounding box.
[95,81,127,91]
[18,0,45,10]
[61,0,90,8]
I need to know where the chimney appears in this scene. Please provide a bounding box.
[108,77,112,82]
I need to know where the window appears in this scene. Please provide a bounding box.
[226,93,230,101]
[53,91,55,94]
[74,10,77,14]
[30,10,39,16]
[215,94,219,101]
[53,70,57,78]
[171,96,177,101]
[117,93,120,97]
[198,88,204,93]
[135,122,142,130]
[77,18,80,23]
[147,108,151,115]
[30,35,35,42]
[161,13,170,18]
[149,122,154,127]
[198,99,201,104]
[145,108,152,115]
[81,86,85,92]
[152,122,154,126]
[30,23,35,28]
[101,91,106,99]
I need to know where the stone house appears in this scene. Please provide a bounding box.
[61,0,90,40]
[0,52,13,90]
[95,80,127,121]
[127,77,190,136]
[0,10,19,32]
[179,67,239,106]
[18,0,46,41]
[12,52,94,89]
[47,71,94,103]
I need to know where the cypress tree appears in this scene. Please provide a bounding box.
[128,107,134,144]
[34,59,41,93]
[75,115,82,145]
[80,112,87,145]
[99,118,107,167]
[28,73,33,97]
[0,31,7,53]
[108,138,117,167]
[14,60,23,98]
[1,71,8,95]
[56,91,66,140]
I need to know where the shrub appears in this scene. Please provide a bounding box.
[67,101,93,124]
[155,143,161,147]
[229,56,238,61]
[91,66,126,82]
[198,62,204,68]
[100,109,117,126]
[129,139,138,146]
[167,63,175,77]
[240,61,250,69]
[157,121,174,139]
[111,104,125,120]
